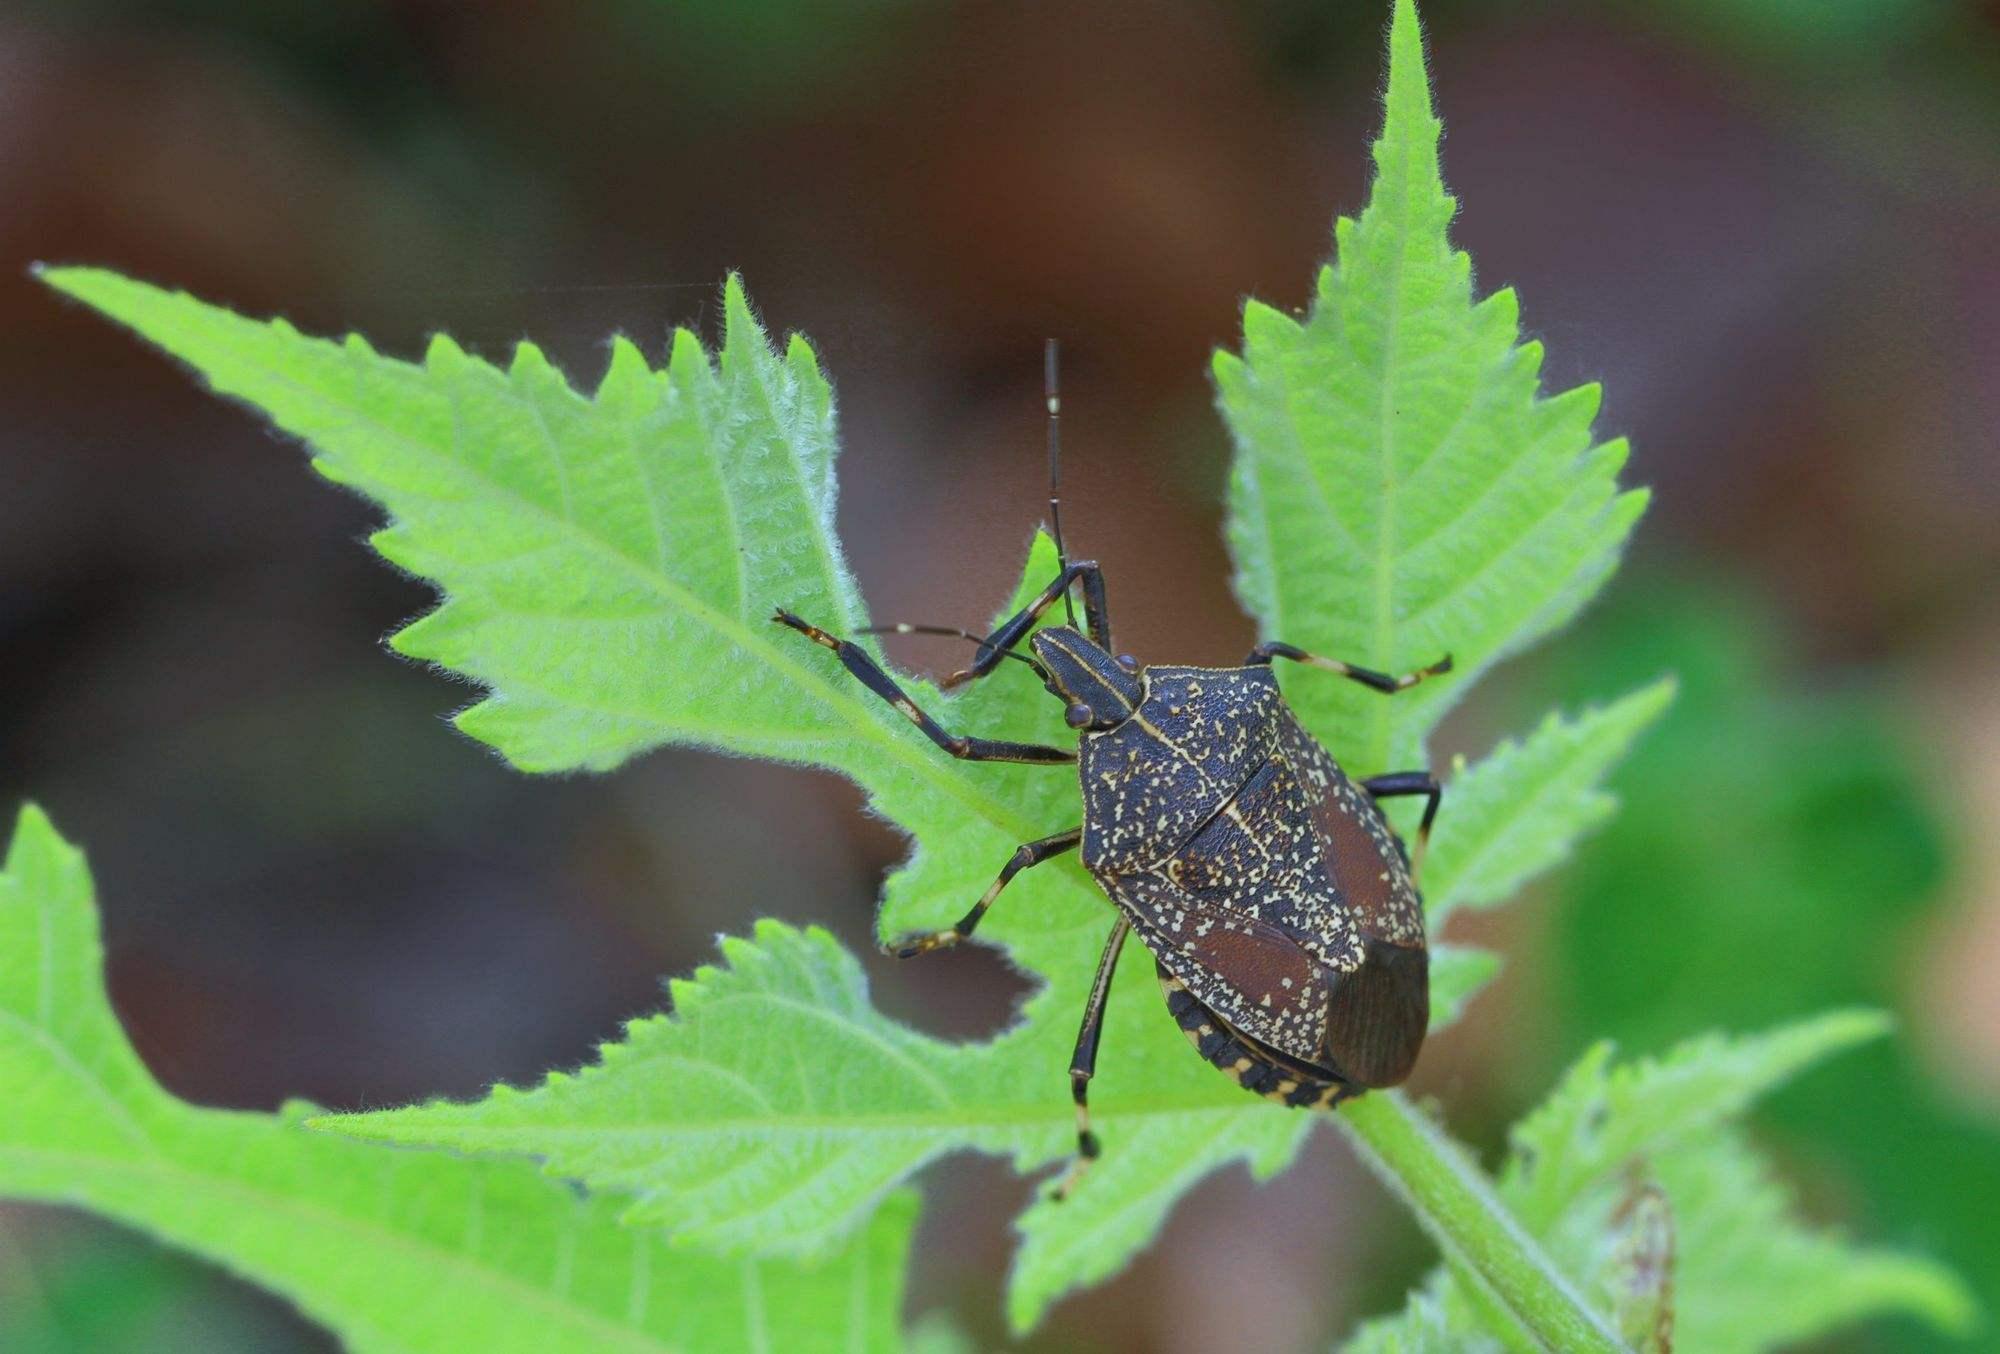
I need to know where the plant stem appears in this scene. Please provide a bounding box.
[1340,1091,1628,1353]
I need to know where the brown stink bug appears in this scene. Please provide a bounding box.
[774,343,1450,1195]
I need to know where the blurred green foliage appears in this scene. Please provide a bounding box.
[1547,578,1999,1349]
[0,1218,296,1353]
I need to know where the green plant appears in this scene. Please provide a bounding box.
[1545,581,2000,1351]
[13,0,1970,1347]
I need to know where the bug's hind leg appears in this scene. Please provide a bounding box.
[886,827,1081,958]
[1361,770,1442,878]
[1246,641,1452,695]
[773,610,1075,764]
[1052,916,1130,1202]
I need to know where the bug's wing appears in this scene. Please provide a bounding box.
[1120,874,1428,1088]
[1318,934,1427,1087]
[1116,874,1336,1074]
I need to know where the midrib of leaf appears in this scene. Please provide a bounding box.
[1364,101,1421,781]
[340,1101,1268,1139]
[0,1009,155,1153]
[702,990,957,1106]
[740,1257,769,1354]
[737,339,848,622]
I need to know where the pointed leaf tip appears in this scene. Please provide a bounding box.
[1388,0,1435,117]
[723,272,756,331]
[11,800,55,838]
[35,264,116,307]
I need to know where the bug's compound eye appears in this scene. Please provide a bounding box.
[1065,702,1094,729]
[1115,653,1139,673]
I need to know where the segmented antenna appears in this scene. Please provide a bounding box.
[1045,338,1077,626]
[858,623,1050,680]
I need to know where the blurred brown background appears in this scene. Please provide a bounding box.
[2,0,1997,1349]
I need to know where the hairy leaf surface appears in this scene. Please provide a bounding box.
[0,808,915,1354]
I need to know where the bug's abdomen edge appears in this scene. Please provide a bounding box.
[1158,967,1353,1110]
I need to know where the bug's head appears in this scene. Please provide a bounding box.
[1031,626,1141,731]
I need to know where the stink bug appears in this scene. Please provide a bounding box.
[773,342,1449,1195]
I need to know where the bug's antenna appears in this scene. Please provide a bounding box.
[1046,338,1077,627]
[859,623,1053,681]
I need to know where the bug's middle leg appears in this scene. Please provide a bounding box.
[1246,641,1452,694]
[886,827,1081,958]
[1051,915,1130,1202]
[773,610,1075,764]
[1361,770,1443,876]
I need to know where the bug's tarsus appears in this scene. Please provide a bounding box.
[884,826,1081,958]
[1361,770,1443,878]
[1052,915,1129,1202]
[1246,641,1453,695]
[772,608,1075,764]
[1045,337,1077,629]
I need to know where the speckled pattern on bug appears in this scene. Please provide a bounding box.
[1078,661,1429,1105]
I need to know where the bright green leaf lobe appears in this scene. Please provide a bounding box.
[0,807,914,1353]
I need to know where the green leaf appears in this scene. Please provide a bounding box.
[1504,1010,1888,1229]
[1214,0,1646,780]
[1351,1015,1975,1351]
[40,0,1659,1331]
[1423,680,1676,927]
[0,806,916,1354]
[318,921,981,1261]
[37,267,871,778]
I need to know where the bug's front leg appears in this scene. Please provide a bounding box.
[1361,770,1442,877]
[941,561,1114,689]
[773,610,1075,764]
[1052,915,1130,1202]
[887,827,1081,958]
[1246,641,1452,695]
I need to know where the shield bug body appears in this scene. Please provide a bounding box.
[774,343,1448,1193]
